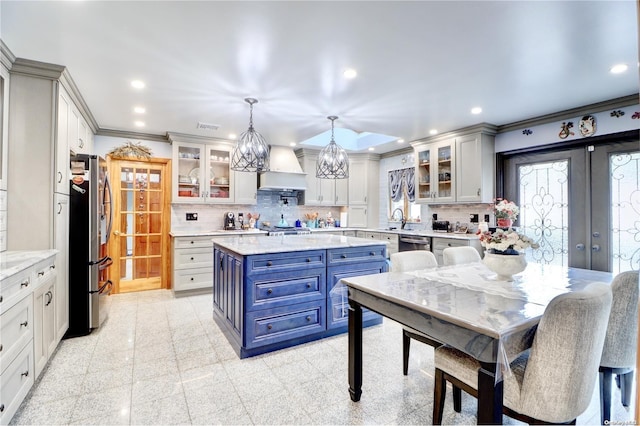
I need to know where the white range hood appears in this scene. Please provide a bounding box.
[259,145,307,191]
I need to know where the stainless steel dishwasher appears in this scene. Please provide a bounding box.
[398,234,431,252]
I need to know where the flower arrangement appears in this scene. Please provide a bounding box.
[477,228,539,254]
[493,198,519,220]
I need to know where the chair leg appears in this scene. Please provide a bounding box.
[600,369,612,425]
[402,331,411,375]
[433,368,446,425]
[620,371,634,407]
[453,385,462,413]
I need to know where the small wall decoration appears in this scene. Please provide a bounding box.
[610,110,625,118]
[558,121,574,139]
[579,115,596,137]
[108,140,152,159]
[522,129,533,136]
[632,112,640,119]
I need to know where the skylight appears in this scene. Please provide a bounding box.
[299,128,398,151]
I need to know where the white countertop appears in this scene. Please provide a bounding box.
[211,234,387,256]
[170,229,268,237]
[0,249,58,281]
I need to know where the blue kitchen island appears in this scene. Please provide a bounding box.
[212,234,388,358]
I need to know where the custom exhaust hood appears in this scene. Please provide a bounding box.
[258,145,307,191]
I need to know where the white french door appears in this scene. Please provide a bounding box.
[504,138,639,273]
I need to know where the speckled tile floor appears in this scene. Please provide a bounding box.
[10,290,635,425]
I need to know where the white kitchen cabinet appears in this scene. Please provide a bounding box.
[431,237,483,266]
[296,149,349,206]
[455,133,495,203]
[0,190,6,252]
[55,85,71,195]
[172,236,215,293]
[414,139,455,203]
[53,193,69,341]
[32,258,57,379]
[347,154,380,227]
[170,137,255,204]
[0,63,9,191]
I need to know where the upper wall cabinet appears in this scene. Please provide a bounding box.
[412,125,496,204]
[169,134,257,204]
[0,63,9,191]
[296,150,348,206]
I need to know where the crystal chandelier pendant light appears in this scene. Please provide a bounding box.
[230,98,270,172]
[316,116,349,179]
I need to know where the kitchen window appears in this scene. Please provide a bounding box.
[388,167,420,223]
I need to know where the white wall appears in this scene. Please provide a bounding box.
[495,104,639,153]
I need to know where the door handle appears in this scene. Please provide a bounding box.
[576,243,585,251]
[592,244,601,252]
[113,230,121,236]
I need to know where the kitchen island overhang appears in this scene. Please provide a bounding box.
[212,234,388,358]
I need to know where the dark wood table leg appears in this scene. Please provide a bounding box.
[477,362,503,424]
[348,298,363,402]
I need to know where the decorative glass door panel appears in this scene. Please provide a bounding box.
[175,144,203,200]
[416,148,431,200]
[437,145,452,199]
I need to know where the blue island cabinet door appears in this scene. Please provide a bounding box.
[213,248,243,343]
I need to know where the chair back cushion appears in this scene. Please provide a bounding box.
[443,246,482,266]
[601,270,639,368]
[390,250,437,272]
[519,282,612,422]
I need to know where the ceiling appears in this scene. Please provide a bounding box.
[1,1,638,154]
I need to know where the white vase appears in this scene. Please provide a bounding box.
[483,252,527,281]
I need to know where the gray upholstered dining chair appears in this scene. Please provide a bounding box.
[599,270,639,425]
[389,250,441,375]
[432,282,612,425]
[442,246,482,266]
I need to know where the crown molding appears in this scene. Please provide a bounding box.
[410,122,498,147]
[497,94,639,133]
[166,131,234,146]
[97,128,169,143]
[0,40,16,70]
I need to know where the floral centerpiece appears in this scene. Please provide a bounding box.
[493,198,519,228]
[477,228,539,255]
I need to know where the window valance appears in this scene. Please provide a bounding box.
[388,167,415,202]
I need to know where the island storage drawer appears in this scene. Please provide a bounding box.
[246,269,326,312]
[327,245,386,266]
[245,301,325,349]
[246,250,325,276]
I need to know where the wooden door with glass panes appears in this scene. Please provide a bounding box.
[109,158,171,293]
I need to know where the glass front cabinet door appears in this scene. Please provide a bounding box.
[172,141,234,203]
[414,139,456,203]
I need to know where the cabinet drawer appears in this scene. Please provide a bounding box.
[0,270,32,315]
[33,259,57,288]
[0,231,5,252]
[174,248,213,270]
[0,342,34,426]
[246,269,326,312]
[174,236,214,249]
[245,301,325,349]
[327,245,386,266]
[0,209,6,232]
[173,269,213,292]
[432,237,469,250]
[246,250,325,276]
[0,295,33,374]
[0,190,6,210]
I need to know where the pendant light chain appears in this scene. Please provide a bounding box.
[230,98,270,173]
[316,115,349,179]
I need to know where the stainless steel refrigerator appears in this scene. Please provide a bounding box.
[66,154,113,337]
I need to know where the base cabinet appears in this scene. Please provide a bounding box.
[213,244,387,358]
[33,261,57,379]
[172,236,215,293]
[432,237,483,266]
[0,343,34,426]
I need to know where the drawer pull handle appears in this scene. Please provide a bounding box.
[20,321,28,328]
[306,316,311,321]
[306,258,311,262]
[190,257,194,261]
[190,241,194,244]
[267,261,273,267]
[21,280,29,288]
[21,370,29,378]
[341,254,347,259]
[370,252,375,256]
[267,289,272,295]
[50,265,56,269]
[306,283,311,289]
[267,324,272,330]
[0,404,4,412]
[190,277,194,281]
[38,271,45,277]
[0,295,3,303]
[0,344,3,352]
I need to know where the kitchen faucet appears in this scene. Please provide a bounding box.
[392,208,406,229]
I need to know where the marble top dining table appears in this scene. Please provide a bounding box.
[338,262,613,424]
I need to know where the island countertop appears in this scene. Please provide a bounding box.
[211,233,388,256]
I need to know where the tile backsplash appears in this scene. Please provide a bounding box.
[171,190,346,232]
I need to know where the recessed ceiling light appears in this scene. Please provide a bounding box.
[131,80,145,89]
[228,133,237,140]
[289,142,297,147]
[134,121,145,127]
[610,63,628,74]
[429,129,438,135]
[368,147,375,151]
[397,139,405,144]
[471,107,482,115]
[343,68,357,79]
[133,106,146,114]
